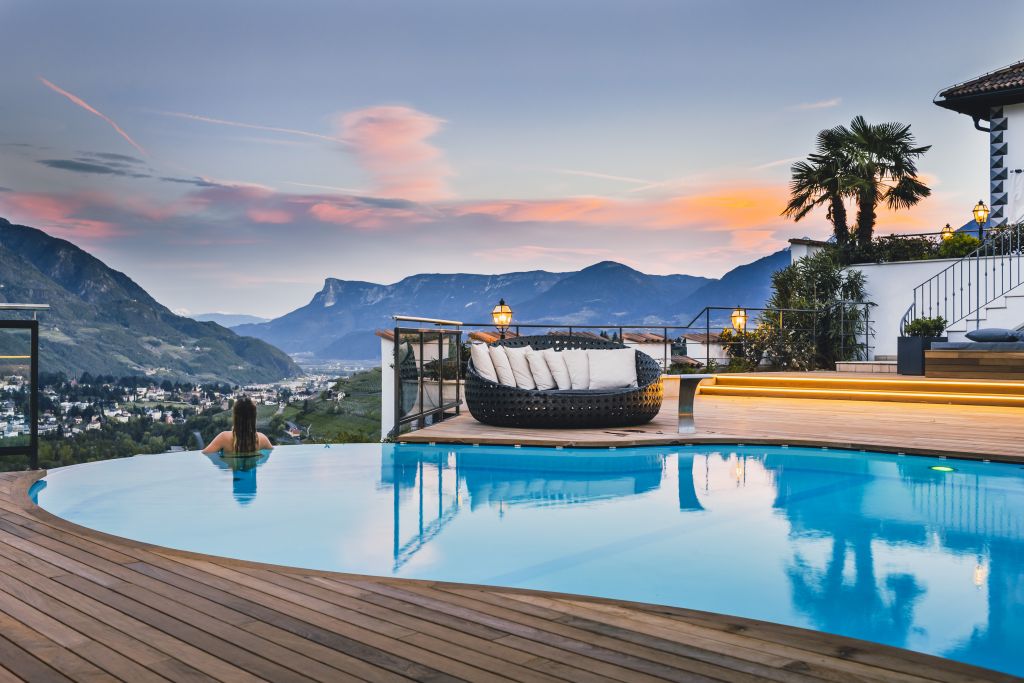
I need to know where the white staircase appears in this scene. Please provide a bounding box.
[946,291,1024,340]
[901,224,1024,339]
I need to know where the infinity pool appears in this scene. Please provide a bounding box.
[34,443,1024,676]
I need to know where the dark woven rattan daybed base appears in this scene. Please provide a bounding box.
[465,335,664,428]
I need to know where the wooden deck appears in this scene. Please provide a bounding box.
[399,394,1024,462]
[0,470,1016,682]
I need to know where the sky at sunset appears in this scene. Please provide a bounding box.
[1,0,1022,317]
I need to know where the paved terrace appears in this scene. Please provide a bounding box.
[0,469,1016,682]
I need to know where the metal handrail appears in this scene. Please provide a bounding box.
[900,223,1024,334]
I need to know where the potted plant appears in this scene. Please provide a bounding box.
[897,316,947,375]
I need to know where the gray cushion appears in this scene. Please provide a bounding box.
[964,328,1023,342]
[931,341,1024,351]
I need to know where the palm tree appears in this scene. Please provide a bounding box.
[785,117,932,247]
[783,127,853,246]
[843,116,931,245]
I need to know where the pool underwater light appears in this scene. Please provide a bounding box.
[930,465,956,472]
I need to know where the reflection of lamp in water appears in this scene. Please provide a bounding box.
[733,455,744,484]
[973,561,988,588]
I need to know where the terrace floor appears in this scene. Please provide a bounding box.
[398,391,1024,462]
[0,470,1016,682]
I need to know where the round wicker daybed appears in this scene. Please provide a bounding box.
[465,335,664,428]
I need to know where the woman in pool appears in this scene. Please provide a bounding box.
[202,396,274,455]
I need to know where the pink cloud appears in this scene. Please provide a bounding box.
[247,208,293,224]
[337,106,453,201]
[0,192,123,239]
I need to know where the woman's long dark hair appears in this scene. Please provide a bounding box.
[232,396,258,454]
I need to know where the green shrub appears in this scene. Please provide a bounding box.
[903,316,946,337]
[937,232,981,259]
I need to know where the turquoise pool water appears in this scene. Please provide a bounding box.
[34,443,1024,676]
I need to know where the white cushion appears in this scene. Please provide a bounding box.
[488,345,517,386]
[502,345,536,389]
[588,348,638,390]
[561,349,591,390]
[526,349,556,390]
[469,342,498,383]
[541,349,572,390]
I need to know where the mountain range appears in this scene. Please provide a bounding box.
[191,312,270,327]
[234,249,790,359]
[0,218,300,383]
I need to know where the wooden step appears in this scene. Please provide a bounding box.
[700,384,1024,407]
[701,374,1024,407]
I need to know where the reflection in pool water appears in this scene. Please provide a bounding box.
[204,450,272,505]
[34,443,1024,676]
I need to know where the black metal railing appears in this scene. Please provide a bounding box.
[390,303,876,436]
[390,316,463,439]
[901,223,1024,334]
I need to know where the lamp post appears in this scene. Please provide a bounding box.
[940,223,954,241]
[730,306,747,332]
[491,298,512,339]
[973,200,989,240]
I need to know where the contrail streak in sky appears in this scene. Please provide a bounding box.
[39,77,147,156]
[158,111,344,144]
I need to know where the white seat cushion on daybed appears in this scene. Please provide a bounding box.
[587,348,638,390]
[470,342,498,383]
[502,345,537,389]
[488,345,517,387]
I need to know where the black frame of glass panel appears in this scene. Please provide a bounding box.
[0,320,38,469]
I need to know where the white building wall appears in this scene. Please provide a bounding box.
[1002,103,1024,224]
[847,255,1016,358]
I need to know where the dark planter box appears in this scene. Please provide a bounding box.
[897,336,946,375]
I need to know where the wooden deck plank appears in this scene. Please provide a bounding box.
[342,577,835,683]
[0,467,1016,683]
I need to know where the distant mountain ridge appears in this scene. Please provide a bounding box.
[235,249,790,359]
[192,312,270,327]
[0,218,300,383]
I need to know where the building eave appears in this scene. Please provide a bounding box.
[934,86,1024,120]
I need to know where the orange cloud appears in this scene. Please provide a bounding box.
[39,77,147,156]
[454,184,793,234]
[337,106,452,201]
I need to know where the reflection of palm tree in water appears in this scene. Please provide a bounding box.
[204,452,271,506]
[764,454,926,648]
[787,532,924,647]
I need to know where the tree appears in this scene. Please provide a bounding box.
[785,117,931,247]
[844,116,931,245]
[783,127,853,246]
[752,249,869,370]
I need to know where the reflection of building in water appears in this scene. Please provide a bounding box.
[204,451,271,506]
[380,445,702,570]
[761,451,1024,665]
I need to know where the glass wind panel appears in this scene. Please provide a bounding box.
[0,327,32,450]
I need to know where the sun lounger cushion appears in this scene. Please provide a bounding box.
[502,345,537,390]
[488,345,517,387]
[541,349,572,390]
[469,342,498,383]
[965,328,1024,342]
[588,348,639,390]
[562,349,591,390]
[526,349,557,390]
